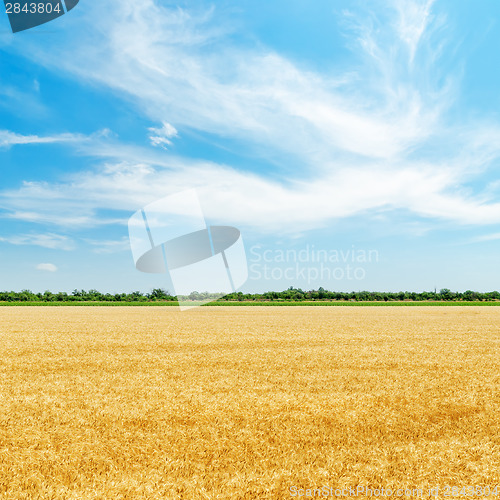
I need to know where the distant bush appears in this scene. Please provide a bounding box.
[0,287,498,303]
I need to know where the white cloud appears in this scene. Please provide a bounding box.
[148,122,178,149]
[36,263,58,272]
[393,0,436,64]
[0,0,499,234]
[85,237,131,254]
[5,0,448,164]
[0,130,83,149]
[0,233,75,250]
[470,232,500,243]
[1,210,124,228]
[1,155,499,234]
[0,129,112,150]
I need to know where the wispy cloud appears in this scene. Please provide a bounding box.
[5,0,447,164]
[393,0,436,64]
[469,232,500,243]
[1,0,499,235]
[0,75,49,118]
[1,209,126,229]
[148,122,178,149]
[0,130,84,149]
[0,233,75,250]
[1,155,499,233]
[0,128,112,150]
[85,237,131,254]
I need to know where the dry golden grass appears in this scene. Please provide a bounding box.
[0,306,499,499]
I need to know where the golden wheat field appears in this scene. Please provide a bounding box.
[0,306,499,499]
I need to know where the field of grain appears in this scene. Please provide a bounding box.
[0,306,499,499]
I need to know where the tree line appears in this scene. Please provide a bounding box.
[0,287,499,302]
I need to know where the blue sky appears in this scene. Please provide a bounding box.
[0,0,500,294]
